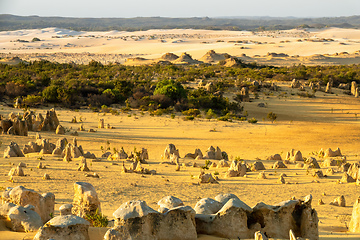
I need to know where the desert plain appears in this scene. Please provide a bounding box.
[0,27,360,240]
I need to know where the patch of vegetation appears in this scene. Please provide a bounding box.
[248,118,258,124]
[85,209,108,227]
[267,112,277,123]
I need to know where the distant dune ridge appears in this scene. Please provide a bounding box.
[1,14,360,31]
[1,27,360,66]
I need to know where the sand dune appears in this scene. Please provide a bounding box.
[1,27,360,66]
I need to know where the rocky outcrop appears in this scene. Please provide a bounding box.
[194,198,222,214]
[252,161,266,171]
[157,196,184,213]
[8,165,25,176]
[72,182,101,220]
[196,198,252,238]
[56,125,66,134]
[38,108,60,131]
[1,186,55,223]
[195,195,318,240]
[0,203,42,232]
[164,144,180,159]
[112,200,197,240]
[273,161,287,169]
[185,148,203,159]
[266,154,282,160]
[349,196,360,232]
[330,195,346,207]
[304,157,320,169]
[348,163,360,180]
[324,147,342,157]
[4,141,24,158]
[225,160,247,177]
[33,215,90,240]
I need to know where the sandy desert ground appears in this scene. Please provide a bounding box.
[1,81,360,239]
[0,27,360,66]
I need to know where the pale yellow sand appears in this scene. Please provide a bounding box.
[1,27,360,66]
[1,83,360,239]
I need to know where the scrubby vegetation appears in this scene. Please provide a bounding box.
[0,60,359,120]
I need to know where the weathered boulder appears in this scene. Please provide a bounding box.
[204,146,216,159]
[72,182,101,219]
[8,165,25,176]
[322,158,338,167]
[83,152,96,159]
[252,161,266,171]
[98,119,104,128]
[77,157,90,172]
[348,163,360,180]
[33,215,90,240]
[217,160,230,168]
[4,141,24,158]
[266,154,282,161]
[59,204,73,216]
[140,148,149,160]
[1,186,55,223]
[199,172,218,183]
[194,198,223,214]
[273,161,287,169]
[169,153,180,165]
[23,141,41,154]
[340,162,351,172]
[1,119,13,133]
[195,198,253,239]
[38,108,60,131]
[12,118,28,136]
[56,137,68,150]
[330,195,346,207]
[36,138,53,154]
[325,82,331,93]
[4,204,43,232]
[349,196,360,232]
[214,193,240,205]
[239,87,250,102]
[164,143,180,159]
[251,196,318,239]
[56,125,66,134]
[185,148,203,159]
[215,146,223,160]
[225,160,246,177]
[291,151,303,162]
[351,81,358,96]
[157,196,184,213]
[324,148,342,157]
[257,172,267,179]
[291,79,301,88]
[304,157,320,169]
[113,201,197,240]
[312,170,324,178]
[340,172,356,183]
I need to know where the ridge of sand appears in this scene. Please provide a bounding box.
[1,27,360,66]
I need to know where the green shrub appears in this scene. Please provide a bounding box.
[85,209,108,227]
[154,79,186,101]
[182,108,200,116]
[248,118,258,124]
[267,112,277,123]
[23,95,42,106]
[184,115,195,121]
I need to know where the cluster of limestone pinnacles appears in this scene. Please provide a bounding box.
[0,108,60,136]
[0,179,345,240]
